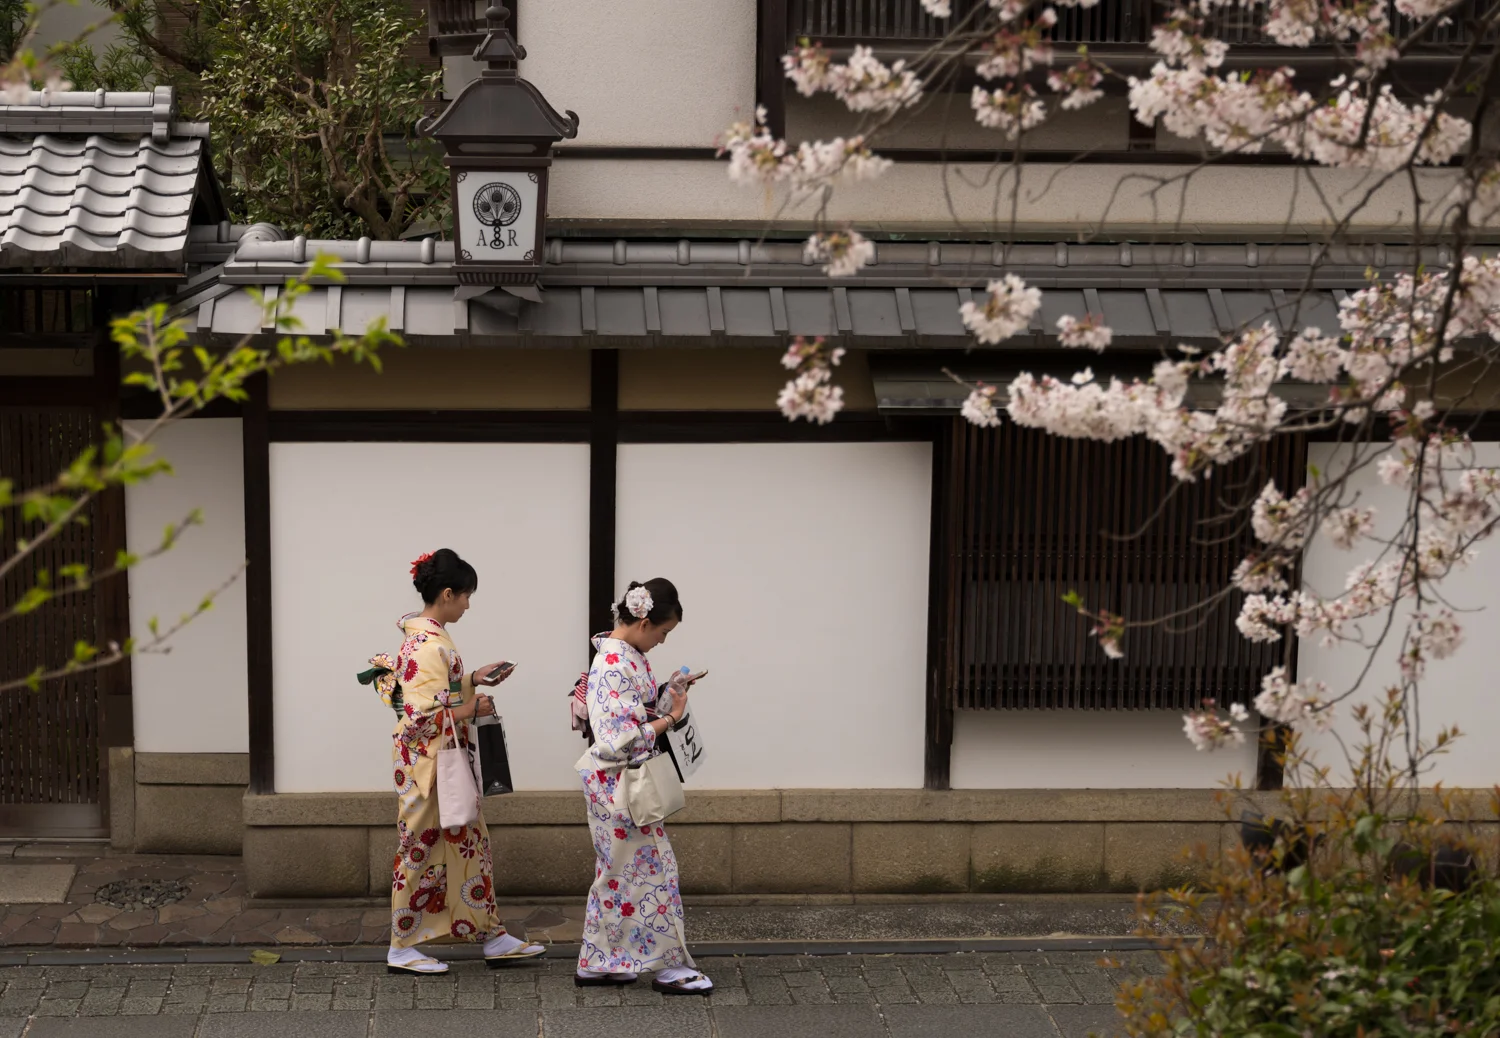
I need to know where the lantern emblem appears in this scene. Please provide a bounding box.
[473,182,523,248]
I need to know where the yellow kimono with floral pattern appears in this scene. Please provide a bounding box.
[388,615,502,948]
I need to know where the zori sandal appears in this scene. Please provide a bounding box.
[651,972,714,996]
[574,970,639,987]
[386,957,449,976]
[484,942,547,967]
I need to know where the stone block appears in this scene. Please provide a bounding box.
[135,752,250,786]
[108,747,135,852]
[1104,823,1220,892]
[243,792,394,827]
[676,791,781,824]
[852,823,969,893]
[368,827,398,896]
[783,788,1265,824]
[971,823,1107,892]
[490,826,595,896]
[732,823,851,894]
[245,826,368,898]
[243,791,589,828]
[133,785,244,855]
[666,824,732,894]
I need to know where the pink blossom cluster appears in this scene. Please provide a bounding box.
[804,229,876,278]
[719,108,891,196]
[783,43,923,113]
[777,336,847,425]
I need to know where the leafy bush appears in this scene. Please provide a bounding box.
[1118,692,1500,1037]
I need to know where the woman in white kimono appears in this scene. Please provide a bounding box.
[574,578,711,995]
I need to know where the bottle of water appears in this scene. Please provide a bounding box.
[658,666,690,723]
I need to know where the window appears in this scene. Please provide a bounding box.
[935,418,1305,710]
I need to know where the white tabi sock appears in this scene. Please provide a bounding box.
[484,932,544,957]
[387,945,448,972]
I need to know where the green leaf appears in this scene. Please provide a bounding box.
[248,950,281,965]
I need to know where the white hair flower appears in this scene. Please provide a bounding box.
[624,585,654,620]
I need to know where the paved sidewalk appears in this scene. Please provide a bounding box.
[0,948,1154,1036]
[1,843,1193,954]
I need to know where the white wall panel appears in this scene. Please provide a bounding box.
[126,419,249,753]
[1297,442,1500,787]
[615,442,932,789]
[445,0,757,148]
[950,710,1258,789]
[270,443,590,792]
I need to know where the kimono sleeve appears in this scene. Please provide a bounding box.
[587,660,656,767]
[401,640,463,723]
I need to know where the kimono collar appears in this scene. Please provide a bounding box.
[594,633,646,664]
[400,613,449,639]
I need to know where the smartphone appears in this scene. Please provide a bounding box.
[685,669,708,684]
[489,662,517,680]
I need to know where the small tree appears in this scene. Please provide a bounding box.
[59,0,447,238]
[1,256,399,693]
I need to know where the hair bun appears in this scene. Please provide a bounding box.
[409,552,434,578]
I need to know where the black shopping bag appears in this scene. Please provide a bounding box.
[476,719,514,796]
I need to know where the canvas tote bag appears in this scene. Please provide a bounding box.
[436,708,481,829]
[618,752,685,827]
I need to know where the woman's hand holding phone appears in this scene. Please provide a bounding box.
[475,661,516,686]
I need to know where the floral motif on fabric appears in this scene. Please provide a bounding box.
[387,615,498,949]
[575,635,694,976]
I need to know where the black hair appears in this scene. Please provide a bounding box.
[617,577,683,626]
[413,548,478,605]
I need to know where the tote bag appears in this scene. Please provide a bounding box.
[618,752,685,827]
[436,708,481,829]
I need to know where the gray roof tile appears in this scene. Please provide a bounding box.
[0,132,204,268]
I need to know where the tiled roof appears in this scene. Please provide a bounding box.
[168,235,1449,349]
[0,88,212,269]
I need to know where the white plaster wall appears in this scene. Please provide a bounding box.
[31,0,121,59]
[615,442,932,789]
[547,159,1472,235]
[951,710,1258,789]
[125,419,249,753]
[269,442,590,792]
[445,0,756,148]
[1296,442,1500,788]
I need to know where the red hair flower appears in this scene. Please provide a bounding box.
[410,552,434,577]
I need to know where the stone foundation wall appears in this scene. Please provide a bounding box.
[110,749,249,855]
[242,789,1284,899]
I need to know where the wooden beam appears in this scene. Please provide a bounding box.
[757,0,789,139]
[244,373,275,795]
[589,351,620,640]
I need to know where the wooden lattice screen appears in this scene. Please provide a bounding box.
[0,408,103,810]
[939,418,1306,711]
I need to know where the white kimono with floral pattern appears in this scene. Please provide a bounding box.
[574,635,694,975]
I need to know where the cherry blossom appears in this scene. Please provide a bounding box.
[920,0,952,15]
[1321,507,1375,550]
[804,229,876,278]
[778,337,846,425]
[961,275,1042,344]
[1057,314,1112,351]
[977,11,1057,80]
[1254,667,1333,730]
[1183,703,1246,750]
[1048,58,1105,110]
[961,383,1005,428]
[971,84,1049,137]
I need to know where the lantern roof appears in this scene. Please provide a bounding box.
[417,5,578,153]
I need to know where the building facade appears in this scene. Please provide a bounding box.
[3,0,1498,898]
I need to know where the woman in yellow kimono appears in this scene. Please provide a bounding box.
[382,548,546,975]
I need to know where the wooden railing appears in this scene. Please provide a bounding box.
[788,0,1497,47]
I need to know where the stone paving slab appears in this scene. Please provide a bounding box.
[0,950,1160,1035]
[0,865,77,905]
